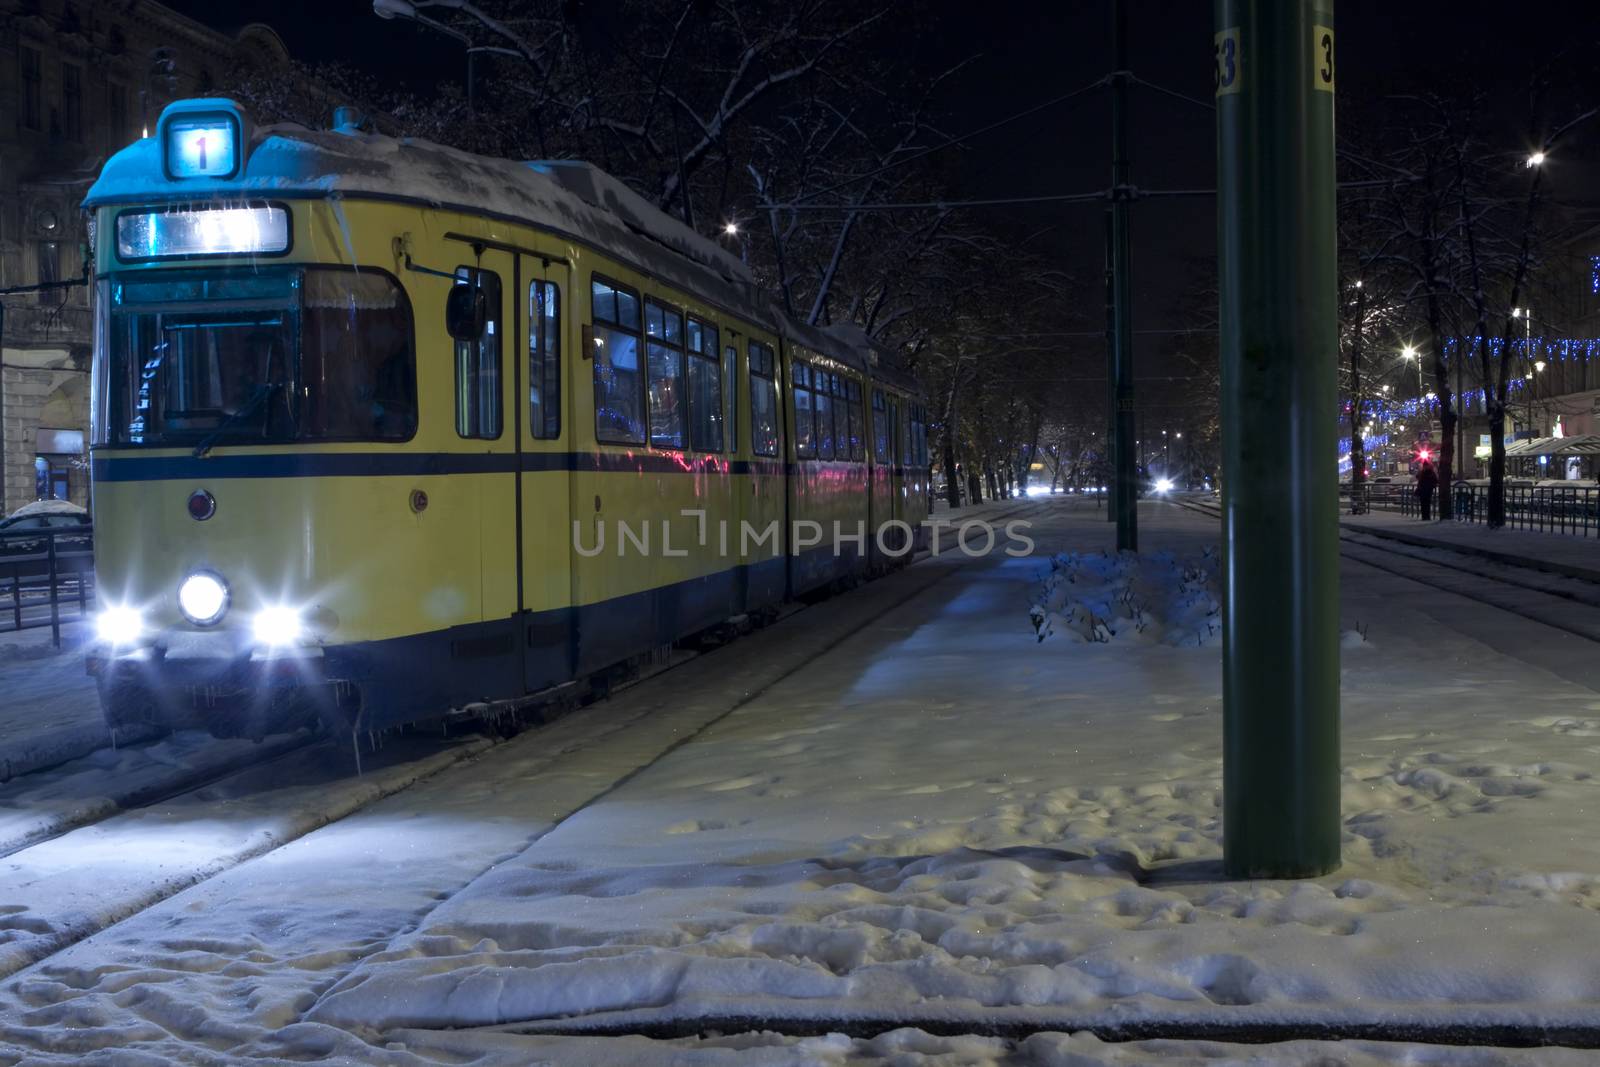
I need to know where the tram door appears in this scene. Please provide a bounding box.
[453,258,521,703]
[519,257,574,692]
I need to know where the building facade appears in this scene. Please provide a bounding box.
[0,0,290,514]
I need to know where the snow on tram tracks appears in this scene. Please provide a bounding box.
[0,503,1031,998]
[1176,497,1600,646]
[0,729,495,981]
[0,730,317,859]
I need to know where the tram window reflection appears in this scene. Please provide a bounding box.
[748,341,779,458]
[453,267,502,440]
[302,269,416,441]
[591,275,645,445]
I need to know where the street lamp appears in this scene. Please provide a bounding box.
[1513,308,1538,433]
[373,0,520,111]
[1526,150,1546,168]
[720,220,748,264]
[1401,344,1422,397]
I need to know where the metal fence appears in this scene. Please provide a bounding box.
[1450,483,1600,537]
[1340,483,1414,515]
[0,526,95,646]
[1342,481,1600,537]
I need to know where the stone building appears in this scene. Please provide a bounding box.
[0,0,290,514]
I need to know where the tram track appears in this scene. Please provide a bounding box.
[1175,497,1600,645]
[0,502,1032,986]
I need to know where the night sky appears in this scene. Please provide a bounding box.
[170,0,1600,354]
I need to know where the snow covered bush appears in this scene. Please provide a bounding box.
[1030,548,1222,647]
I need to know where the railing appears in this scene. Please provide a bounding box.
[0,525,95,646]
[1340,482,1416,515]
[1451,483,1600,537]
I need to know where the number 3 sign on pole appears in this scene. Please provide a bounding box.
[1313,25,1334,92]
[1214,28,1241,96]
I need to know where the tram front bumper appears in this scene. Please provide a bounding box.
[87,629,329,695]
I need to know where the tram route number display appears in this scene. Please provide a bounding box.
[1213,25,1335,97]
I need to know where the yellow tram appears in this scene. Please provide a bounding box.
[83,99,931,739]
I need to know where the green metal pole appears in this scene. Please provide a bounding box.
[1216,0,1341,878]
[1105,209,1116,520]
[1111,0,1137,550]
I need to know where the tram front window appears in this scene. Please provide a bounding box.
[99,267,416,447]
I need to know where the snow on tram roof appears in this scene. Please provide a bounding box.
[84,118,767,324]
[84,102,921,395]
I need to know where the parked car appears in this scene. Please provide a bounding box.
[0,498,90,533]
[0,500,93,577]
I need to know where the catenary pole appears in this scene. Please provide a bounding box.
[1110,0,1137,550]
[1216,0,1341,877]
[1104,209,1116,519]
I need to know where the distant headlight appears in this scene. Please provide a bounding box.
[178,571,229,626]
[1155,478,1175,493]
[96,605,144,645]
[252,605,304,647]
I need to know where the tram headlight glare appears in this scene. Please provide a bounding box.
[178,572,229,625]
[96,606,144,645]
[252,605,304,647]
[1155,477,1175,493]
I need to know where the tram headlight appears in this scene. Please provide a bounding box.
[96,605,144,645]
[252,605,304,647]
[178,571,229,626]
[1155,477,1175,493]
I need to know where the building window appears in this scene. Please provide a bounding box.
[62,64,82,141]
[20,46,42,131]
[109,83,129,148]
[454,267,502,439]
[35,242,60,305]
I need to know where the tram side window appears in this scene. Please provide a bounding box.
[872,391,890,463]
[792,361,815,459]
[645,298,685,449]
[302,269,417,440]
[454,267,502,440]
[749,341,779,457]
[724,344,739,454]
[909,404,928,466]
[815,370,835,460]
[591,275,645,445]
[846,379,864,462]
[686,315,722,452]
[529,280,560,439]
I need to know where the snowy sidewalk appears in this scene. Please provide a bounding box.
[0,620,116,781]
[1344,508,1600,582]
[316,501,1600,1055]
[6,498,1600,1065]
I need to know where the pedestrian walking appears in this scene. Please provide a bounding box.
[1415,459,1439,521]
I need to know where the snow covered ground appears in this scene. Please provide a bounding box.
[0,621,117,781]
[4,497,1600,1064]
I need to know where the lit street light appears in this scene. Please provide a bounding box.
[1526,150,1546,168]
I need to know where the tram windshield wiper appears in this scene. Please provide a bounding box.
[192,382,285,458]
